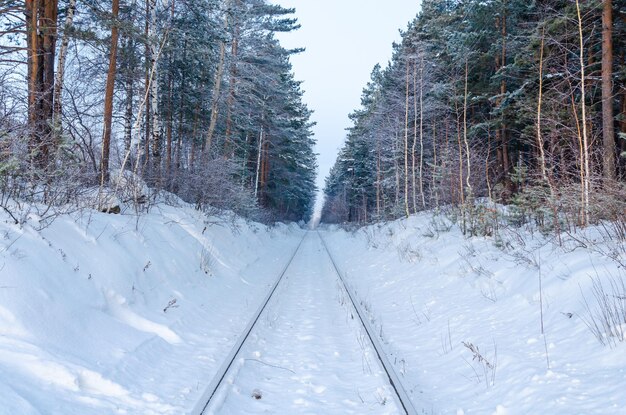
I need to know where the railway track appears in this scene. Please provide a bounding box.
[191,231,418,415]
[318,231,419,415]
[189,234,307,415]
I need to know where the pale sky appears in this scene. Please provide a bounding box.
[271,0,423,218]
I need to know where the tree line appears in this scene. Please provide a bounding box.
[322,0,625,231]
[0,0,317,222]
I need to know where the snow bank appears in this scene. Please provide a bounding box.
[0,202,304,414]
[322,212,626,415]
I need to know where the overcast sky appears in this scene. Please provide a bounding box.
[270,0,423,217]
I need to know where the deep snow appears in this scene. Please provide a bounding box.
[322,212,626,415]
[0,201,304,414]
[1,201,625,414]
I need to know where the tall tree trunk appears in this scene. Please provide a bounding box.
[100,0,120,185]
[412,57,418,214]
[26,0,58,170]
[394,125,400,206]
[149,0,160,176]
[206,39,226,154]
[240,131,249,187]
[463,59,472,199]
[173,37,188,187]
[165,70,173,183]
[432,122,439,207]
[164,0,175,184]
[493,4,511,196]
[254,126,263,199]
[570,84,586,225]
[601,0,615,180]
[143,0,151,169]
[455,100,464,206]
[376,136,381,217]
[224,0,240,157]
[403,61,410,218]
[206,0,231,155]
[486,126,492,201]
[500,3,511,194]
[419,54,426,209]
[52,0,75,136]
[536,28,550,187]
[189,109,199,169]
[456,99,465,233]
[261,138,270,197]
[576,0,591,224]
[620,87,626,179]
[362,193,367,223]
[26,0,39,151]
[41,0,58,137]
[189,139,196,170]
[123,37,134,152]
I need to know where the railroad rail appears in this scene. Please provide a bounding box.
[191,231,419,415]
[190,234,307,415]
[317,231,420,415]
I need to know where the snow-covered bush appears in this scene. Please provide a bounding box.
[461,340,497,388]
[581,273,626,348]
[176,157,262,221]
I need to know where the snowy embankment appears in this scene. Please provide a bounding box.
[0,200,304,414]
[322,213,626,415]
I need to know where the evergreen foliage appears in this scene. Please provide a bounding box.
[322,0,625,225]
[0,0,316,223]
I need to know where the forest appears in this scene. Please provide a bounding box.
[1,2,626,413]
[322,0,625,234]
[0,0,317,223]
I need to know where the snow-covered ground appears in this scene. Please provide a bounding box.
[208,232,400,415]
[0,200,304,414]
[322,212,626,415]
[1,201,624,414]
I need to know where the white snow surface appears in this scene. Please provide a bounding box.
[208,232,400,415]
[322,212,626,415]
[1,202,625,414]
[0,201,304,414]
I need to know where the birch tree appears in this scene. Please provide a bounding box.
[52,0,76,133]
